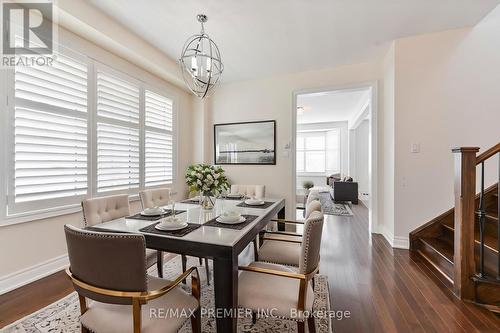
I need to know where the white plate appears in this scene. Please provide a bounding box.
[155,222,188,231]
[226,193,243,198]
[216,216,246,224]
[141,209,165,216]
[244,199,265,206]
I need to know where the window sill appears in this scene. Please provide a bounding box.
[0,194,140,227]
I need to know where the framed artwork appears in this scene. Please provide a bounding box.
[214,120,276,165]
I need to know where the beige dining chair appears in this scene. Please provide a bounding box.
[230,184,266,199]
[139,188,211,285]
[64,224,201,333]
[257,200,322,267]
[81,194,166,278]
[238,211,324,333]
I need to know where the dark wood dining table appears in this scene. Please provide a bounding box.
[89,197,285,332]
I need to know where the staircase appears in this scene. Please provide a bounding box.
[410,143,500,312]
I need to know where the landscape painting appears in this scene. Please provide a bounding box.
[214,120,276,165]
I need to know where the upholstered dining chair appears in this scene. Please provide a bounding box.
[230,184,266,199]
[81,194,166,278]
[64,225,201,333]
[238,211,324,333]
[257,200,322,267]
[139,188,211,285]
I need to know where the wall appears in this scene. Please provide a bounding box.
[0,25,195,292]
[393,8,500,240]
[354,119,370,196]
[204,62,382,220]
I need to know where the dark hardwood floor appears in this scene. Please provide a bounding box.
[2,203,500,331]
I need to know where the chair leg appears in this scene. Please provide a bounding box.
[156,251,164,278]
[253,237,259,261]
[204,257,210,285]
[311,277,315,290]
[182,254,187,284]
[297,321,305,333]
[81,326,90,333]
[198,257,203,265]
[252,311,257,325]
[190,307,201,333]
[308,316,316,333]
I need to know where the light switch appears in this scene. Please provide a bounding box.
[411,143,420,153]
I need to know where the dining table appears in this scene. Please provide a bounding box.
[87,196,285,333]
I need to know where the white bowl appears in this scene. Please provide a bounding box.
[244,199,265,206]
[218,214,241,223]
[155,221,188,231]
[226,193,243,198]
[141,207,164,216]
[216,216,246,224]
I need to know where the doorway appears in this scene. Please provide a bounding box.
[292,83,377,232]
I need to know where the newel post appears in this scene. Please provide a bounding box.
[452,147,479,300]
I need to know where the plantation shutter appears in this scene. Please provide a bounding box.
[96,70,140,192]
[11,54,88,213]
[144,90,174,187]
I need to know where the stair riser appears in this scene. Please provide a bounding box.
[418,239,454,281]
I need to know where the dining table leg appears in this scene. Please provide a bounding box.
[277,205,286,231]
[213,255,238,332]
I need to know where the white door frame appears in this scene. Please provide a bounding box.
[291,81,378,233]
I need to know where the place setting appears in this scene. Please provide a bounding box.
[203,207,258,230]
[128,206,186,221]
[138,212,201,237]
[236,196,275,209]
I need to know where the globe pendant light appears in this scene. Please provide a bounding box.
[179,14,223,98]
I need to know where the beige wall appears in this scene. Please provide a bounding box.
[393,9,500,239]
[0,27,195,281]
[204,62,383,220]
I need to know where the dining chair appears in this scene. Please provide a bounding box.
[81,194,166,278]
[139,188,211,285]
[238,211,324,333]
[64,224,201,333]
[230,184,265,199]
[257,200,322,267]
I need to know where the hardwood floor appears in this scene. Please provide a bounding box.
[1,203,500,331]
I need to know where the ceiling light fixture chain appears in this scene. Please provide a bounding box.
[179,13,223,99]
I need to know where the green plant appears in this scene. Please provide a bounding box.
[185,163,229,195]
[302,180,314,190]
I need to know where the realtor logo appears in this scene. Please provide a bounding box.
[2,1,53,55]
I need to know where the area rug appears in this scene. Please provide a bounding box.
[3,256,331,333]
[319,192,353,216]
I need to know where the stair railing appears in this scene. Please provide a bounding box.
[453,142,500,301]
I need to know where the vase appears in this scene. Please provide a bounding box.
[200,192,214,210]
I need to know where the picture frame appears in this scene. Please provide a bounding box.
[214,120,276,165]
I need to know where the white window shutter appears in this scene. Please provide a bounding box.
[11,54,88,213]
[96,70,140,193]
[144,91,174,187]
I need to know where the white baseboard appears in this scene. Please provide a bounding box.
[0,254,69,295]
[376,226,409,249]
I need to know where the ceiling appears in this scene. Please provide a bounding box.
[86,0,500,82]
[297,88,370,124]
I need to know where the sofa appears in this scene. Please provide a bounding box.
[326,175,358,204]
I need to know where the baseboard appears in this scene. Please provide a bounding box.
[0,254,68,295]
[376,225,409,249]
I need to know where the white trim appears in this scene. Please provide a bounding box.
[376,225,409,249]
[0,254,69,295]
[292,81,378,234]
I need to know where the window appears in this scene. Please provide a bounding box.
[4,52,177,219]
[296,130,340,174]
[9,53,88,214]
[144,90,174,187]
[96,70,140,193]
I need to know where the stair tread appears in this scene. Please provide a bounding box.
[441,223,498,252]
[420,237,454,263]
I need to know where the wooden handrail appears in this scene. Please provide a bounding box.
[476,142,500,165]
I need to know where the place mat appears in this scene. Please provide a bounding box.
[127,210,186,221]
[203,214,258,230]
[139,222,201,237]
[236,201,275,209]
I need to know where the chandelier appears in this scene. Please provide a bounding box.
[179,14,223,99]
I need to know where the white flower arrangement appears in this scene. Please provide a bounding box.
[185,163,229,195]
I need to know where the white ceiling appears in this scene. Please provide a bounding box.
[86,0,499,82]
[297,89,370,124]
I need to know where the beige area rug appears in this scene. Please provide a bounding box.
[3,256,331,332]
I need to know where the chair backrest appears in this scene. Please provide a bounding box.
[230,184,265,198]
[305,199,322,219]
[139,188,170,209]
[299,211,324,275]
[306,190,320,206]
[81,194,130,227]
[64,224,147,304]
